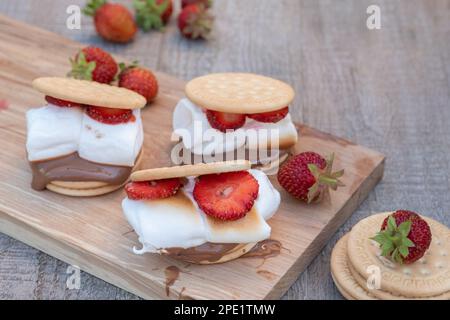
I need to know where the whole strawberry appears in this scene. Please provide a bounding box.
[178,3,214,39]
[68,46,118,84]
[134,0,173,31]
[83,0,137,43]
[181,0,212,9]
[119,65,159,103]
[277,152,344,203]
[372,210,432,264]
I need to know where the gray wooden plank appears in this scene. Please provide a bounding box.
[0,0,449,300]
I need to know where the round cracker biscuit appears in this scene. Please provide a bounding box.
[131,160,251,182]
[332,275,357,300]
[330,234,378,300]
[347,212,450,298]
[51,181,109,189]
[46,182,123,197]
[32,77,146,109]
[347,255,450,300]
[185,73,295,114]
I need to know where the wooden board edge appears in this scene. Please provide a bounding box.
[0,210,168,300]
[264,156,386,299]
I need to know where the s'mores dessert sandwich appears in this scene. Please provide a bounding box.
[173,73,298,163]
[122,160,281,264]
[26,77,146,196]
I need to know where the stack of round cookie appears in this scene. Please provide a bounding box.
[331,213,450,300]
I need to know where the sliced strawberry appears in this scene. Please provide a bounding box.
[248,107,289,123]
[125,178,182,200]
[193,171,259,221]
[45,96,84,108]
[206,110,246,132]
[86,106,133,125]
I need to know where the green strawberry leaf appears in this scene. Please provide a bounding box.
[398,220,412,237]
[399,246,409,258]
[83,0,106,16]
[387,216,397,232]
[403,238,415,248]
[134,0,170,31]
[381,242,394,256]
[371,234,387,245]
[307,164,320,178]
[307,183,319,204]
[67,52,96,81]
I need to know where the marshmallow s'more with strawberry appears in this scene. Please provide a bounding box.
[173,73,298,163]
[26,77,147,196]
[122,160,281,264]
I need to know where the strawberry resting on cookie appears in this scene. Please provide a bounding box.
[122,160,281,264]
[26,77,147,196]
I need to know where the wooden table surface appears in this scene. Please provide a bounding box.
[0,0,449,300]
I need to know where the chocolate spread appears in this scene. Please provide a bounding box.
[166,243,241,263]
[166,239,282,264]
[165,266,181,297]
[29,152,133,190]
[242,239,282,259]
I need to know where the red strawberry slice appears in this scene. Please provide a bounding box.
[206,110,246,132]
[125,178,182,200]
[45,96,84,108]
[248,107,289,123]
[86,106,133,125]
[193,171,259,221]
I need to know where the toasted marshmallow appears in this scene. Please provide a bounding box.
[122,169,281,253]
[26,105,143,167]
[26,104,84,161]
[123,192,208,253]
[172,98,298,156]
[79,109,143,166]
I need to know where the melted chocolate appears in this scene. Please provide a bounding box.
[166,239,283,264]
[165,266,181,297]
[166,243,241,263]
[242,239,282,259]
[29,152,133,190]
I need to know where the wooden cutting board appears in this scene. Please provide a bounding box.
[0,15,385,300]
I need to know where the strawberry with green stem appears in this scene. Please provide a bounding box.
[83,0,137,43]
[181,0,213,9]
[277,152,345,203]
[133,0,173,31]
[372,210,432,264]
[68,47,118,84]
[178,3,214,39]
[118,62,159,103]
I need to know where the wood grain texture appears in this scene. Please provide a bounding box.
[0,14,384,300]
[0,0,449,300]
